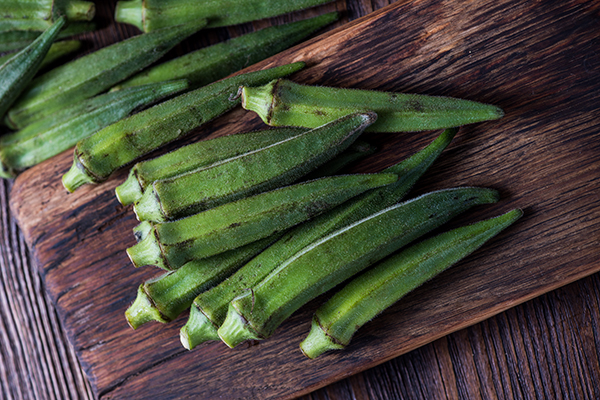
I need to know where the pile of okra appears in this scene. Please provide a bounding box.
[1,0,522,358]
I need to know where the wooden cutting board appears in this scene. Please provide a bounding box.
[9,0,600,398]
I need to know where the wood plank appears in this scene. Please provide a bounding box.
[9,0,600,398]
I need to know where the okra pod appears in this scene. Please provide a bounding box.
[113,13,338,91]
[300,209,523,358]
[181,128,457,349]
[126,235,279,329]
[61,62,305,192]
[0,0,94,32]
[242,79,504,132]
[0,17,65,119]
[5,20,206,129]
[126,173,398,270]
[217,187,500,348]
[115,0,334,32]
[133,113,373,222]
[116,127,308,206]
[0,40,80,70]
[302,140,376,180]
[0,22,95,52]
[0,80,188,178]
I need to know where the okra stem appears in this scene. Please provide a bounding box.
[0,80,188,178]
[181,128,456,350]
[115,0,335,32]
[242,79,504,132]
[300,209,523,358]
[61,62,306,192]
[0,1,94,32]
[0,17,65,119]
[113,13,338,91]
[133,113,373,222]
[5,20,206,129]
[217,187,499,348]
[126,173,398,270]
[125,236,279,329]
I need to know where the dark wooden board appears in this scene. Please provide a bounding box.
[9,0,600,398]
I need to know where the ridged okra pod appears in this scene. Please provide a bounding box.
[61,62,305,192]
[126,235,279,329]
[116,127,308,205]
[217,187,500,348]
[242,79,504,132]
[0,80,188,178]
[0,17,65,119]
[0,0,94,32]
[302,140,375,180]
[0,22,95,52]
[115,0,334,32]
[113,13,338,91]
[5,20,206,129]
[126,173,398,270]
[0,40,80,71]
[181,128,457,349]
[133,113,374,222]
[300,208,523,358]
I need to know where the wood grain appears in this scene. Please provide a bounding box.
[6,0,600,399]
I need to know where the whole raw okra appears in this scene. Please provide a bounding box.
[5,19,206,129]
[217,187,500,348]
[113,13,338,91]
[126,173,398,270]
[61,62,306,192]
[133,113,373,222]
[0,0,94,32]
[300,208,523,359]
[116,127,308,206]
[125,235,280,329]
[242,79,504,132]
[0,80,188,178]
[0,17,65,119]
[115,0,334,32]
[180,128,457,349]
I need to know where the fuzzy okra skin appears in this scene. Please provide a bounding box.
[133,113,374,222]
[217,187,500,348]
[0,80,188,178]
[115,0,334,32]
[0,40,81,71]
[125,235,279,329]
[116,127,308,206]
[61,62,305,192]
[181,128,457,349]
[113,13,338,91]
[5,20,207,130]
[0,17,65,119]
[0,0,95,32]
[126,173,398,271]
[300,209,523,359]
[242,79,504,132]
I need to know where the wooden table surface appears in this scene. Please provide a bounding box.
[2,0,600,399]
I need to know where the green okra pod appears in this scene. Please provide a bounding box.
[126,173,398,271]
[0,0,94,32]
[181,128,457,349]
[113,13,338,91]
[0,22,95,52]
[61,62,306,192]
[217,186,500,348]
[0,40,81,71]
[242,79,504,132]
[5,20,207,129]
[300,208,523,359]
[115,0,334,32]
[133,113,374,222]
[0,17,65,119]
[116,127,308,206]
[0,80,188,178]
[302,139,376,181]
[125,235,280,329]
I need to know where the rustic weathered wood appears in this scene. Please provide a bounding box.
[6,0,600,399]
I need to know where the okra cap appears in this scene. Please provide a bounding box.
[218,302,263,348]
[180,306,220,350]
[126,227,169,270]
[125,285,170,329]
[114,0,144,31]
[115,169,144,206]
[300,316,345,359]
